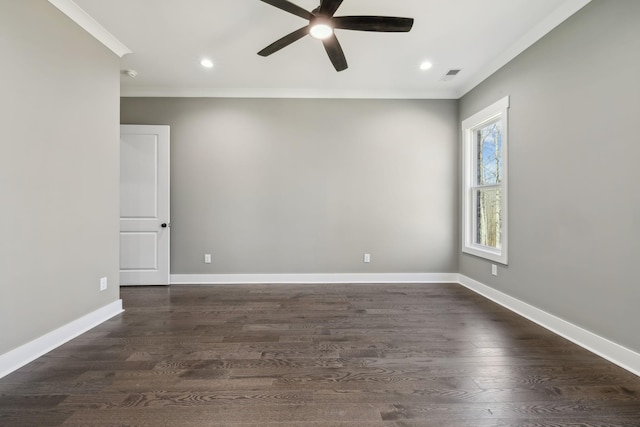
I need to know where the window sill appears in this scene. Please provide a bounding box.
[462,245,508,265]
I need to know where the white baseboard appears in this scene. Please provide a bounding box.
[3,274,639,380]
[458,274,640,377]
[170,272,459,285]
[0,300,123,379]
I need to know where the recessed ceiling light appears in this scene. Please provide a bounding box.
[200,58,214,69]
[420,61,433,71]
[310,23,334,40]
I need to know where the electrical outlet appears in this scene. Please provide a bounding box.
[491,264,498,276]
[100,277,108,291]
[204,254,212,264]
[364,253,371,263]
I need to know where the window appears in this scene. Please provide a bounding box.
[462,96,509,264]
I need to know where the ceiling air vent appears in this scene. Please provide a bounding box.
[441,69,462,81]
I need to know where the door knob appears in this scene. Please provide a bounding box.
[161,223,169,228]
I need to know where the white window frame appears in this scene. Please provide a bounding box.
[461,96,509,265]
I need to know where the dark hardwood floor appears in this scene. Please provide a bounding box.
[1,284,639,426]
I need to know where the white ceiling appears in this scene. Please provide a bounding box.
[61,0,590,99]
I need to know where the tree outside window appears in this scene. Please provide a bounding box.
[475,121,502,250]
[462,96,508,264]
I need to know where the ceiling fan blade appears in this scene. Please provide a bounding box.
[319,0,344,17]
[322,34,348,72]
[260,0,313,20]
[258,26,310,56]
[333,16,414,32]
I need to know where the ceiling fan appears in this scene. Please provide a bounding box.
[258,0,414,72]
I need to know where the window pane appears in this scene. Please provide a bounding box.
[475,188,502,249]
[476,121,502,186]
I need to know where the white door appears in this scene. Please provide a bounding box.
[120,125,170,286]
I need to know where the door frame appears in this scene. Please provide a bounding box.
[119,124,170,286]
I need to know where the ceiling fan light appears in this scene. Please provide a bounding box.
[310,23,334,40]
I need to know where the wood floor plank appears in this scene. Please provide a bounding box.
[1,283,639,426]
[113,390,314,407]
[62,404,382,425]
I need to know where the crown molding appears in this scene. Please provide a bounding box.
[120,86,458,100]
[48,0,131,57]
[457,0,592,97]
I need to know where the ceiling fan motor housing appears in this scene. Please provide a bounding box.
[258,0,414,71]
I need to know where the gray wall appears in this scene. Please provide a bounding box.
[459,0,640,352]
[121,98,458,274]
[0,1,121,354]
